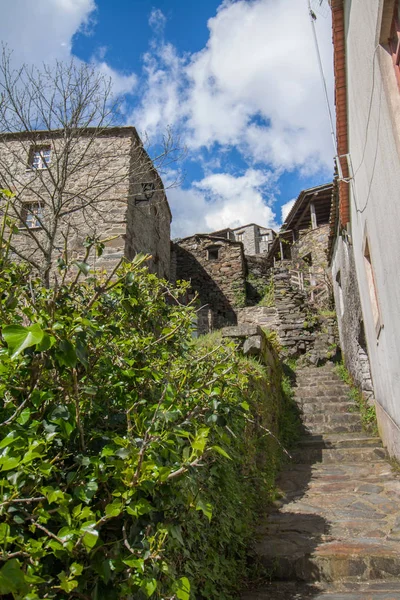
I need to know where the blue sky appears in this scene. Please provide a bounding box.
[1,0,335,237]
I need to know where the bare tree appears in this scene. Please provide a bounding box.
[0,48,183,284]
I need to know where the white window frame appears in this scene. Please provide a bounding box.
[21,202,44,229]
[30,146,51,170]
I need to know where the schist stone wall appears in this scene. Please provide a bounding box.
[233,224,273,255]
[291,224,330,274]
[173,235,246,331]
[331,236,375,403]
[0,127,171,280]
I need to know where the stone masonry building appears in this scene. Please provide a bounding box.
[0,126,172,281]
[210,223,275,255]
[172,234,246,331]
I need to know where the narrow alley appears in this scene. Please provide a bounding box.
[243,364,400,600]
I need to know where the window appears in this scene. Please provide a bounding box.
[207,246,219,260]
[389,0,400,87]
[236,231,244,242]
[29,146,51,170]
[363,236,382,336]
[135,182,155,204]
[21,202,43,229]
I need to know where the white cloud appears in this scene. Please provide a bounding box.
[168,168,277,238]
[133,43,185,137]
[149,8,167,34]
[1,0,96,63]
[133,0,334,173]
[0,0,137,98]
[94,61,137,96]
[281,198,296,223]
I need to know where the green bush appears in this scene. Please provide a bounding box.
[0,244,285,598]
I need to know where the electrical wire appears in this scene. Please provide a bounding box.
[307,0,338,159]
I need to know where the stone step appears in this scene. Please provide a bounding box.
[299,402,357,415]
[301,413,363,434]
[242,581,400,599]
[294,387,349,398]
[253,538,400,584]
[295,378,348,387]
[297,368,337,377]
[293,446,387,465]
[298,434,383,449]
[296,396,352,406]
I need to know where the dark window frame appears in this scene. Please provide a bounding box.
[207,246,220,260]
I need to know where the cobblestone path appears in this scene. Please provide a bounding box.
[242,364,400,599]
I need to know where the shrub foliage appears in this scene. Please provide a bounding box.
[0,217,286,598]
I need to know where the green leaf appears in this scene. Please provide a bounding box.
[192,427,210,453]
[36,333,52,352]
[126,498,152,517]
[105,501,122,518]
[16,407,30,425]
[74,261,91,275]
[56,339,77,368]
[0,456,21,472]
[196,498,212,522]
[122,557,144,571]
[174,577,191,600]
[81,521,99,550]
[169,525,184,546]
[49,405,70,422]
[42,486,65,504]
[140,578,157,597]
[0,523,10,543]
[70,563,83,577]
[0,559,27,594]
[2,323,44,359]
[58,571,79,593]
[77,480,98,504]
[211,445,232,460]
[0,188,15,198]
[76,339,89,368]
[0,432,19,449]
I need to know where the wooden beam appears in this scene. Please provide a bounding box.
[310,202,318,229]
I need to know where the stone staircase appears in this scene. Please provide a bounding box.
[242,364,400,599]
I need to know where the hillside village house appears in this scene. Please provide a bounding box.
[0,126,172,282]
[209,223,276,255]
[330,0,400,459]
[267,183,333,304]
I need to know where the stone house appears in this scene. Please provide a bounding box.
[210,223,275,255]
[171,222,277,332]
[329,0,400,459]
[0,126,172,281]
[266,183,333,305]
[172,234,246,331]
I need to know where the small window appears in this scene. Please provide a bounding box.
[363,237,382,335]
[236,231,244,242]
[21,202,43,229]
[207,247,219,260]
[29,146,51,170]
[135,182,155,204]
